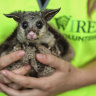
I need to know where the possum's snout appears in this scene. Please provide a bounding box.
[27,31,37,40]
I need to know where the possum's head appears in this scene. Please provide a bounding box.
[4,8,60,44]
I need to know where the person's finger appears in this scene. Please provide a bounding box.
[0,65,31,89]
[36,54,65,70]
[0,83,48,96]
[0,50,25,69]
[0,83,20,96]
[8,64,31,89]
[0,74,10,83]
[21,89,48,96]
[8,83,22,89]
[0,65,31,84]
[12,64,31,75]
[1,70,48,90]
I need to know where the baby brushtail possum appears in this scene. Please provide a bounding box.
[0,8,74,77]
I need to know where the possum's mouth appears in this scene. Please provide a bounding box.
[27,31,37,40]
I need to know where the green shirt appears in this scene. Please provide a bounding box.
[0,0,96,96]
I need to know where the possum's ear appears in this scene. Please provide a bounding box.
[42,8,61,21]
[4,12,21,22]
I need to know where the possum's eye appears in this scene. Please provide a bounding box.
[22,21,28,29]
[36,21,43,29]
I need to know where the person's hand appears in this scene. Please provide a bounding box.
[0,54,84,96]
[0,51,31,89]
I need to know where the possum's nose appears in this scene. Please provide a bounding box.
[27,31,37,40]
